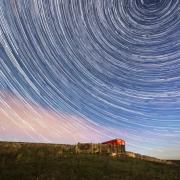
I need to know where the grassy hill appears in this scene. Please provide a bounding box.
[0,141,179,180]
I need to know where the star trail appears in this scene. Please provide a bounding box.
[0,0,180,159]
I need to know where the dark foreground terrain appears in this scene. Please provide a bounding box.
[0,142,179,180]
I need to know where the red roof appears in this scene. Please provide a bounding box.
[102,138,125,145]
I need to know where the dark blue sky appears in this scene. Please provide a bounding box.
[0,0,180,159]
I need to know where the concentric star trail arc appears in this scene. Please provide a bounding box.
[0,0,180,159]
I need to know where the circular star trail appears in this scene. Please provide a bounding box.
[0,0,180,158]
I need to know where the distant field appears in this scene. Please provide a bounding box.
[0,142,179,180]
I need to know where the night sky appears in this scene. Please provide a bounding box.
[0,0,180,159]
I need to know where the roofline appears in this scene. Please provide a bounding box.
[103,138,125,141]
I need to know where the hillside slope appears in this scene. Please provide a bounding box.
[0,141,179,180]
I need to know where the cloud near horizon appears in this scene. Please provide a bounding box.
[0,92,116,144]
